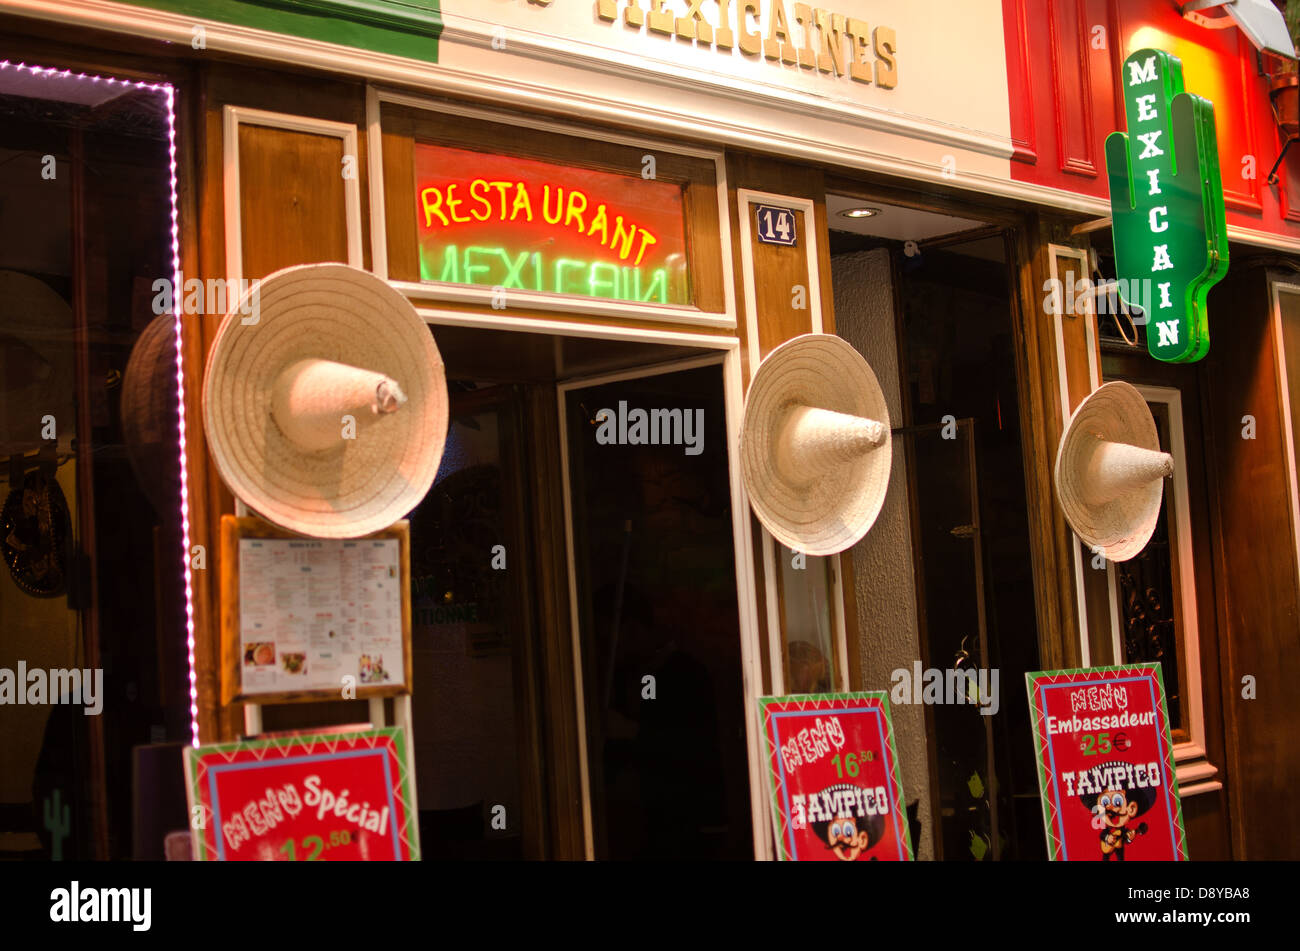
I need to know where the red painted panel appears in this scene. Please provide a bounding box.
[1004,0,1300,239]
[1050,0,1098,177]
[1005,0,1038,163]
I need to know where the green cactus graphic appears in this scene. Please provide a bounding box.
[44,788,71,861]
[1105,48,1228,363]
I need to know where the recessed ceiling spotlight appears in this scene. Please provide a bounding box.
[839,206,881,219]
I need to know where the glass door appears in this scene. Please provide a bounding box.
[561,360,753,859]
[406,383,546,859]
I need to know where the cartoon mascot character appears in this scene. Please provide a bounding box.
[808,783,888,861]
[1079,778,1157,861]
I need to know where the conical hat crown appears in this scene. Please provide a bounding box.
[203,263,447,538]
[1054,381,1171,562]
[740,334,891,556]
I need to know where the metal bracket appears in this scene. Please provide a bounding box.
[1181,0,1237,29]
[1268,136,1298,185]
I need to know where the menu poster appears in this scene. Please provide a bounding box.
[220,517,412,704]
[1026,663,1187,861]
[184,727,420,861]
[758,692,913,862]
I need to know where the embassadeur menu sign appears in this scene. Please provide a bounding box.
[184,727,419,861]
[1026,663,1186,861]
[759,692,912,861]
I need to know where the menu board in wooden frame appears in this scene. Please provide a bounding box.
[220,516,413,704]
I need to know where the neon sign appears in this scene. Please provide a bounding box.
[415,143,689,305]
[1105,48,1227,363]
[433,246,672,302]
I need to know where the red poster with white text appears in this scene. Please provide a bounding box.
[183,727,419,861]
[759,693,913,861]
[1026,664,1187,861]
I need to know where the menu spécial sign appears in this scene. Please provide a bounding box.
[183,727,419,861]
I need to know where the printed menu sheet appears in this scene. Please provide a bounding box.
[238,537,405,696]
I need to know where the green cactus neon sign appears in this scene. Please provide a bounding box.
[1105,48,1228,363]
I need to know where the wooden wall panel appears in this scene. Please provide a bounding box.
[1203,268,1300,859]
[1047,247,1113,664]
[725,153,832,385]
[750,208,814,357]
[382,124,419,284]
[1280,288,1300,458]
[1013,221,1084,671]
[237,125,348,279]
[195,64,370,742]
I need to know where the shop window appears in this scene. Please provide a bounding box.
[1096,348,1220,789]
[1113,403,1184,732]
[777,549,840,693]
[1272,282,1300,609]
[0,69,187,859]
[1106,387,1207,753]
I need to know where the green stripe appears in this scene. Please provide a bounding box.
[119,0,442,62]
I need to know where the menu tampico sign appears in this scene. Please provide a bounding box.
[183,727,419,861]
[1026,664,1187,861]
[1105,48,1227,364]
[415,143,690,305]
[759,692,912,861]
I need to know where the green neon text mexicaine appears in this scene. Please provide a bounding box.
[425,244,671,303]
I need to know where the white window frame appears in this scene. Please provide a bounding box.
[1114,385,1220,796]
[221,105,364,286]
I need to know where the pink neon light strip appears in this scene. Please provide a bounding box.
[0,60,199,747]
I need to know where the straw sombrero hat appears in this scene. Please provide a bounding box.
[1054,381,1172,562]
[740,334,891,556]
[0,270,75,456]
[203,263,447,538]
[121,313,179,515]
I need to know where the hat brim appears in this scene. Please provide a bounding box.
[740,334,891,556]
[203,264,447,538]
[1054,381,1164,562]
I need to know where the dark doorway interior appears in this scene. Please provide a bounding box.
[405,334,749,860]
[895,239,1045,861]
[565,363,753,860]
